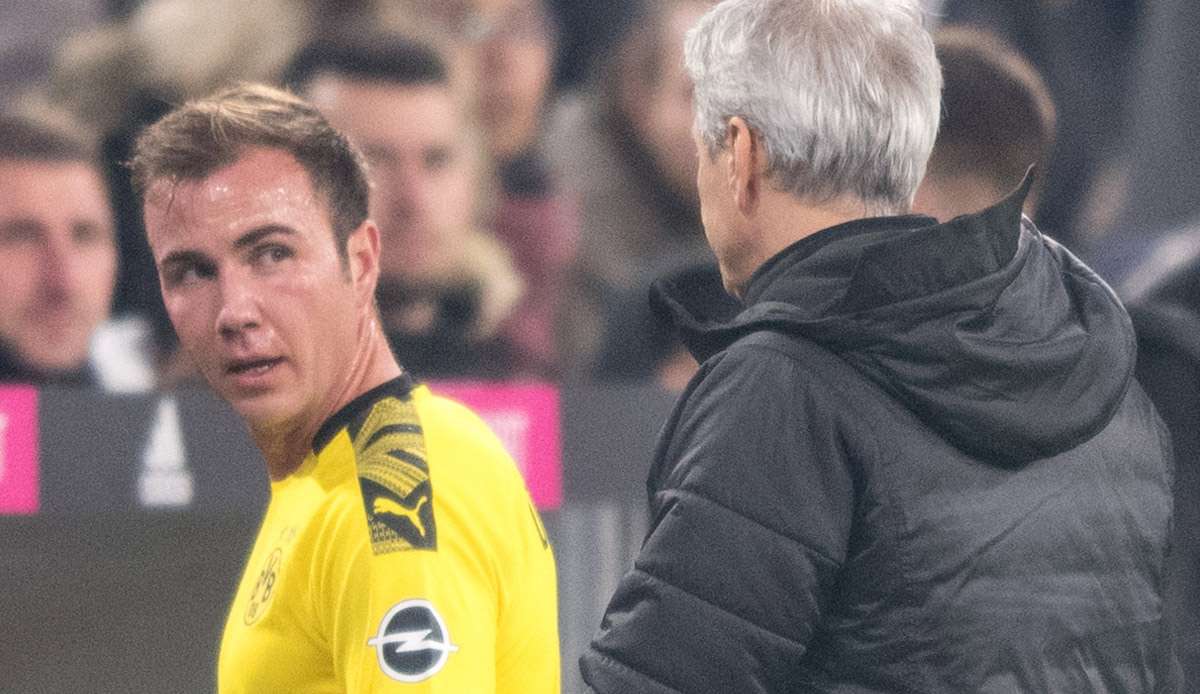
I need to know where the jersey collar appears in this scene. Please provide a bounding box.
[310,372,417,455]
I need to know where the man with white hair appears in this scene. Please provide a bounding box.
[580,1,1179,691]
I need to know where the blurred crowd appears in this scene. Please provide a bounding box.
[3,0,1200,684]
[1,0,1199,394]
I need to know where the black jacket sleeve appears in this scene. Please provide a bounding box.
[580,337,859,693]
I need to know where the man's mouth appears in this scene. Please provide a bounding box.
[226,357,285,376]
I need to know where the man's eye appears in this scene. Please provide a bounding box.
[0,222,42,245]
[165,263,215,287]
[254,244,294,266]
[425,148,451,170]
[72,223,111,246]
[364,144,396,165]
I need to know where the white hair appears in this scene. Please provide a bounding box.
[685,0,942,213]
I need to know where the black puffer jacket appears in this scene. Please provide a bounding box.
[580,182,1179,693]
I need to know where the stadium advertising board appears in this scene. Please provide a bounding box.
[430,382,562,510]
[0,386,38,515]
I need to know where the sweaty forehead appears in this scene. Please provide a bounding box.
[144,148,327,244]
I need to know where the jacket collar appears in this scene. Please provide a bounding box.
[653,174,1035,364]
[745,173,1032,312]
[652,173,1140,467]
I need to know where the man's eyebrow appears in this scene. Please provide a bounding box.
[159,226,297,269]
[0,218,46,235]
[159,248,210,270]
[71,219,113,236]
[234,225,298,249]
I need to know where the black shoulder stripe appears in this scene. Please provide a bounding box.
[354,395,438,554]
[363,423,424,451]
[312,374,416,454]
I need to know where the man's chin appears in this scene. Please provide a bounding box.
[15,349,90,376]
[224,390,296,432]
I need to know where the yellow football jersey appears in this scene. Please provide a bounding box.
[218,376,560,693]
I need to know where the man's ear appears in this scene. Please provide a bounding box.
[345,220,381,306]
[727,116,764,215]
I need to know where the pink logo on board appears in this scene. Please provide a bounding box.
[430,382,562,510]
[0,386,39,515]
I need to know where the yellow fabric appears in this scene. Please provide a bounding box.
[218,382,560,693]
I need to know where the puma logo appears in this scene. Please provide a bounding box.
[373,495,429,539]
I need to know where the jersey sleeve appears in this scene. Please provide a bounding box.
[315,396,560,693]
[435,397,561,694]
[493,491,560,694]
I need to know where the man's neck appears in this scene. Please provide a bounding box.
[253,425,314,482]
[729,192,888,297]
[253,316,401,482]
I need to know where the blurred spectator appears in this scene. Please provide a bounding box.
[1087,0,1200,284]
[1108,1,1200,678]
[383,0,579,378]
[287,33,534,379]
[913,26,1056,222]
[473,0,579,381]
[1121,240,1200,690]
[939,0,1142,251]
[0,111,152,390]
[547,0,715,377]
[405,0,558,167]
[546,0,635,88]
[475,0,556,173]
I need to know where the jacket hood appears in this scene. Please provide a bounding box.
[653,177,1136,466]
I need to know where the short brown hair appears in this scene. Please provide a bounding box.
[930,26,1057,212]
[130,82,370,252]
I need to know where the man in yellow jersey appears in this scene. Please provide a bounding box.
[130,83,559,692]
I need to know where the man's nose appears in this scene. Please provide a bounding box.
[381,162,433,217]
[215,271,262,338]
[38,234,81,298]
